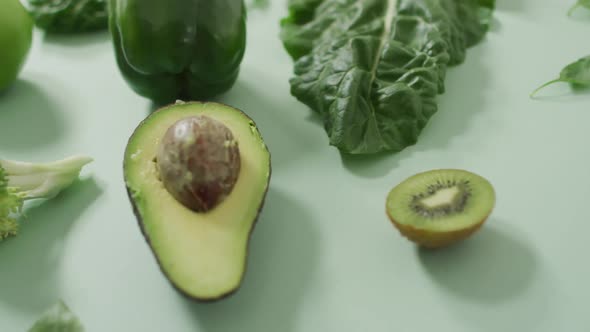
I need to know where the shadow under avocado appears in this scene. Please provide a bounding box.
[417,222,537,304]
[0,80,65,152]
[0,178,102,312]
[185,188,320,332]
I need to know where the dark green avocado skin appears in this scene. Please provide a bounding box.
[108,0,246,104]
[123,102,272,302]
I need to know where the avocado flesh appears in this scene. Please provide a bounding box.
[124,102,270,300]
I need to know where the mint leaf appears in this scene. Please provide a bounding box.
[531,56,590,97]
[26,0,108,33]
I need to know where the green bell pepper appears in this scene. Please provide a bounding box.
[108,0,247,104]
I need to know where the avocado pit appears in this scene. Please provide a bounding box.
[156,115,241,212]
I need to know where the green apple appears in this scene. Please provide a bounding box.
[0,0,33,91]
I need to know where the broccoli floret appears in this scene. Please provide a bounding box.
[0,155,93,241]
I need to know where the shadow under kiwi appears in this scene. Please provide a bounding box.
[0,178,102,313]
[417,222,537,304]
[183,187,320,332]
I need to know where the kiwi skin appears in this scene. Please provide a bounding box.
[385,169,495,249]
[386,212,487,249]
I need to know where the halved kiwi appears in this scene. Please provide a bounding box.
[386,169,496,248]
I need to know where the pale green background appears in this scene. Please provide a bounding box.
[1,0,590,331]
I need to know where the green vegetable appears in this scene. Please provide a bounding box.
[534,2,590,97]
[0,156,93,241]
[568,0,590,16]
[124,101,271,301]
[26,0,108,33]
[28,300,84,332]
[531,56,590,97]
[0,0,33,91]
[108,0,247,104]
[250,0,269,9]
[280,0,495,154]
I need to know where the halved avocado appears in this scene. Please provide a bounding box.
[123,101,271,301]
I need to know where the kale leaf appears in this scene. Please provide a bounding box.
[280,0,495,154]
[27,0,108,33]
[568,0,590,16]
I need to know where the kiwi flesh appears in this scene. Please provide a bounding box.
[386,169,496,248]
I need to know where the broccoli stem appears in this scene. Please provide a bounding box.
[1,155,93,199]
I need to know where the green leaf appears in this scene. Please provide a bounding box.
[28,300,85,332]
[249,0,270,10]
[568,0,590,16]
[531,56,590,97]
[0,217,18,240]
[0,165,23,241]
[26,0,108,33]
[280,0,495,154]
